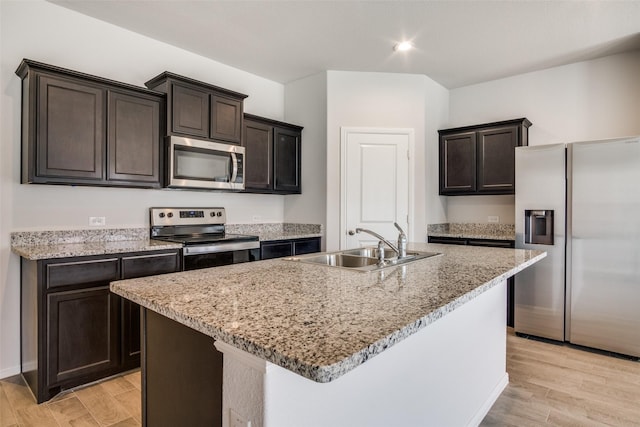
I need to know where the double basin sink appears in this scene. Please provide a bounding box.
[285,247,440,272]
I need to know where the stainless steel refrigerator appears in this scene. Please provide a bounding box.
[514,136,640,358]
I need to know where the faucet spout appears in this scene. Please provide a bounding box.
[354,227,401,257]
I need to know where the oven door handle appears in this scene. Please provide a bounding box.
[182,240,260,255]
[230,152,238,183]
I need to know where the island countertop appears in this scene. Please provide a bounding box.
[110,243,545,383]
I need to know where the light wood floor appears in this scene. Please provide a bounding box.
[1,371,141,427]
[2,328,639,426]
[482,329,640,426]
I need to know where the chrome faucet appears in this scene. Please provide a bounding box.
[352,222,408,259]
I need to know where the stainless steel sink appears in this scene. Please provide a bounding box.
[340,247,400,260]
[298,253,379,268]
[285,247,441,272]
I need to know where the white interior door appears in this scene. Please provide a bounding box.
[341,128,412,249]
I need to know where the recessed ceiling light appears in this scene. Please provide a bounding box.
[393,41,413,52]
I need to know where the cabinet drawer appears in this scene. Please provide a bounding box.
[260,242,293,260]
[293,238,321,255]
[121,251,181,279]
[46,258,119,289]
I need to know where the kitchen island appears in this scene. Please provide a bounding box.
[111,243,545,427]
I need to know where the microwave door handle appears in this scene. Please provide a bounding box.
[230,152,238,183]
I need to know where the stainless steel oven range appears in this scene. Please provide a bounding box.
[150,207,260,270]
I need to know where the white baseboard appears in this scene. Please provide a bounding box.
[467,373,509,427]
[0,365,21,381]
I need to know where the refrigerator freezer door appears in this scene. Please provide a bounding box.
[569,137,640,357]
[514,144,566,341]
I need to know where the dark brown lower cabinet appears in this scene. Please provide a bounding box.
[143,309,222,427]
[47,287,119,385]
[21,249,180,403]
[260,237,321,260]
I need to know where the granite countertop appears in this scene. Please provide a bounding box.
[226,223,323,242]
[254,230,323,241]
[428,231,516,240]
[10,223,323,261]
[11,239,183,260]
[427,223,515,241]
[111,243,545,383]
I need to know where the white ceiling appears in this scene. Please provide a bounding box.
[50,0,640,89]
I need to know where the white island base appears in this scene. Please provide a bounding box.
[214,280,508,427]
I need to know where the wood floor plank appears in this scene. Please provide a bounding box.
[122,372,140,392]
[14,405,59,427]
[47,396,99,427]
[105,417,140,427]
[113,390,141,424]
[99,377,135,398]
[74,384,131,426]
[546,407,611,427]
[0,376,38,413]
[0,383,18,427]
[545,388,640,426]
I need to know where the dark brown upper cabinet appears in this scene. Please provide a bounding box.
[107,90,161,185]
[15,59,164,189]
[439,118,531,196]
[145,72,247,145]
[242,114,303,194]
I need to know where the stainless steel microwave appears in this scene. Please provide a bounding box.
[166,136,245,190]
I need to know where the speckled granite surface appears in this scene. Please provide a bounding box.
[10,228,181,260]
[111,243,545,383]
[10,224,322,260]
[227,223,323,241]
[428,223,515,240]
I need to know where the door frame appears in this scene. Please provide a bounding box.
[340,127,415,249]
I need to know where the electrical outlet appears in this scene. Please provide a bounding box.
[89,216,106,226]
[252,215,261,222]
[487,216,499,223]
[229,409,247,427]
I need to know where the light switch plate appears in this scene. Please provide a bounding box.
[487,216,499,223]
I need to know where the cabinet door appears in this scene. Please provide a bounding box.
[107,91,161,186]
[47,286,119,386]
[273,127,301,193]
[477,125,517,193]
[120,251,181,368]
[36,74,105,181]
[210,94,242,144]
[171,82,210,138]
[439,131,476,195]
[243,119,273,191]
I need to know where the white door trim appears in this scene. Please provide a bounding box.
[340,127,415,249]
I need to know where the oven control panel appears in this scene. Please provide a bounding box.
[150,207,226,226]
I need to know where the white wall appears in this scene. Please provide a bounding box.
[0,0,287,377]
[283,73,328,239]
[325,71,448,251]
[446,51,640,224]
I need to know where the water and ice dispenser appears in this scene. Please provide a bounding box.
[524,210,554,245]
